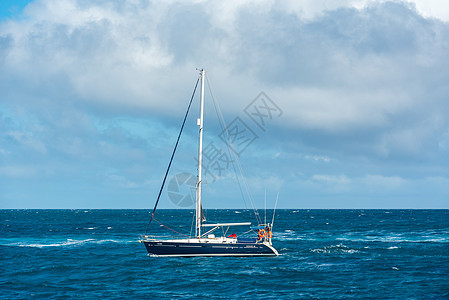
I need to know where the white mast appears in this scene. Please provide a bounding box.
[196,69,205,237]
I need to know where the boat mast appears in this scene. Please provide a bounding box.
[196,69,205,238]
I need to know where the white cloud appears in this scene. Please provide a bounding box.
[104,172,141,189]
[312,174,351,184]
[0,165,39,178]
[247,175,284,191]
[305,155,331,163]
[2,0,179,114]
[1,0,448,207]
[2,0,448,128]
[438,129,449,150]
[362,174,406,188]
[407,0,449,22]
[1,0,447,143]
[278,0,449,22]
[7,131,47,154]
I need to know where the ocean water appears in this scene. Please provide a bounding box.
[1,209,449,299]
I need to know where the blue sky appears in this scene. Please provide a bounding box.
[0,1,31,19]
[1,0,449,209]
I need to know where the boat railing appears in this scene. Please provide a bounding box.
[139,234,191,241]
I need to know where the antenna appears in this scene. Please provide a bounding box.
[264,190,267,225]
[271,192,279,230]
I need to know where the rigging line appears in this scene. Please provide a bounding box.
[152,218,190,237]
[145,76,200,235]
[234,157,262,225]
[265,189,267,225]
[190,209,195,237]
[242,229,253,235]
[206,75,262,225]
[205,75,249,212]
[205,75,260,223]
[271,192,279,230]
[205,74,262,225]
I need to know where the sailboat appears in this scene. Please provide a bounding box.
[139,69,279,257]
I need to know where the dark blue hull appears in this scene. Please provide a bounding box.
[142,240,278,257]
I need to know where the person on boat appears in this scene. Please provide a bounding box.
[261,225,272,240]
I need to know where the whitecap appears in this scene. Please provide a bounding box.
[237,269,269,275]
[95,239,134,244]
[334,232,449,243]
[310,244,359,254]
[16,239,95,248]
[8,238,133,248]
[345,249,359,254]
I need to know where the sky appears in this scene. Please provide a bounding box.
[1,0,448,209]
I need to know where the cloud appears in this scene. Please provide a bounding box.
[1,0,448,208]
[408,0,449,21]
[0,165,40,178]
[103,172,141,189]
[305,155,331,162]
[277,0,449,22]
[362,174,406,188]
[6,130,47,154]
[311,174,351,186]
[2,1,448,125]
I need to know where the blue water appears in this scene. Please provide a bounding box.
[1,209,449,299]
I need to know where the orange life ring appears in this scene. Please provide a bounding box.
[258,229,266,238]
[267,231,273,238]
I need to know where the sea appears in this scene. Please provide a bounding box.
[1,209,448,299]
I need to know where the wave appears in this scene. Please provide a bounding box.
[310,244,359,254]
[273,230,303,241]
[3,238,135,248]
[335,235,449,243]
[272,229,449,243]
[236,269,269,275]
